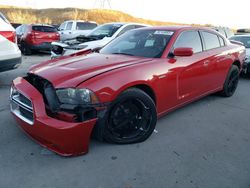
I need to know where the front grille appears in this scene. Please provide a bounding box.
[10,88,34,125]
[25,73,60,113]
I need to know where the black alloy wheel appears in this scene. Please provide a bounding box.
[100,88,157,144]
[220,65,239,97]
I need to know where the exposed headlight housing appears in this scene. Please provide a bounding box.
[64,45,88,50]
[56,88,99,105]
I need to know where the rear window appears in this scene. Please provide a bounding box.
[76,22,97,30]
[201,31,221,50]
[32,26,57,33]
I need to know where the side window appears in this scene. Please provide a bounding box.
[16,26,21,34]
[219,36,225,46]
[22,25,27,33]
[65,22,73,30]
[59,22,66,31]
[117,25,136,37]
[173,31,202,53]
[202,31,221,50]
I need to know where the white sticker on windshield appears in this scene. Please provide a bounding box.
[154,31,174,35]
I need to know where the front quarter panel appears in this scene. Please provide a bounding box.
[77,58,179,114]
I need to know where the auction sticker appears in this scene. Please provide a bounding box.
[154,31,174,35]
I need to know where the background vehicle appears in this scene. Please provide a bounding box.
[0,12,21,72]
[236,29,250,35]
[10,26,245,156]
[16,24,60,55]
[58,20,97,41]
[230,35,250,76]
[212,26,234,38]
[51,22,149,59]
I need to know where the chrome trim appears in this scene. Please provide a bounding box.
[12,95,33,112]
[10,102,34,125]
[10,87,34,125]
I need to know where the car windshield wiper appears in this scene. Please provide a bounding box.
[111,52,135,56]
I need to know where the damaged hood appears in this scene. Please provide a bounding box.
[29,53,153,88]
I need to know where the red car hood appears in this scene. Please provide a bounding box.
[30,53,153,88]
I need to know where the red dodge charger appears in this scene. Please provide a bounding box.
[10,26,246,156]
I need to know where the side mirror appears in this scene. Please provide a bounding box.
[173,47,193,57]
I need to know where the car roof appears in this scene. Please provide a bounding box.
[103,22,150,27]
[65,20,97,24]
[140,26,216,32]
[29,24,55,27]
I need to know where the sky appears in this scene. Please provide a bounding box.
[0,0,249,28]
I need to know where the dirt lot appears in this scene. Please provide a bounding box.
[0,53,250,188]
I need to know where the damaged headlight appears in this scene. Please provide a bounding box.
[64,45,88,50]
[56,88,99,105]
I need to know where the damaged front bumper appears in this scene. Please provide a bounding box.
[10,77,98,156]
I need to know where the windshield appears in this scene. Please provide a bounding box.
[87,24,123,38]
[100,29,174,58]
[32,25,57,33]
[230,36,250,48]
[76,22,97,30]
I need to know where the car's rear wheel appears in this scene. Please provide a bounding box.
[21,41,32,55]
[94,88,157,144]
[220,65,239,97]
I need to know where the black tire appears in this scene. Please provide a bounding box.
[220,65,239,97]
[94,88,157,144]
[21,41,32,55]
[242,65,250,78]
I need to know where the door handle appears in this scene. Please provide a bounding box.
[203,60,209,66]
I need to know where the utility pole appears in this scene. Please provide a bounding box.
[94,0,111,9]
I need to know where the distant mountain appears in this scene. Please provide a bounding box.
[0,5,202,26]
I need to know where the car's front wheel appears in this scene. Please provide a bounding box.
[220,65,239,97]
[94,88,157,144]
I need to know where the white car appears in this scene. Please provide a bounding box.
[229,35,250,76]
[0,12,21,72]
[58,20,98,41]
[51,22,149,59]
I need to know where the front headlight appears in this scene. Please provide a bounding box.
[56,88,99,105]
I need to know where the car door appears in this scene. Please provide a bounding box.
[60,21,73,41]
[200,31,232,89]
[172,30,211,102]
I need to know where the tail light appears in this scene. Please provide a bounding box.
[27,31,36,39]
[0,31,17,43]
[56,33,60,40]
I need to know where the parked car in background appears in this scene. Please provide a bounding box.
[0,12,21,72]
[58,20,97,41]
[230,35,250,76]
[16,24,60,55]
[236,29,250,35]
[51,22,149,59]
[10,26,245,156]
[212,26,234,38]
